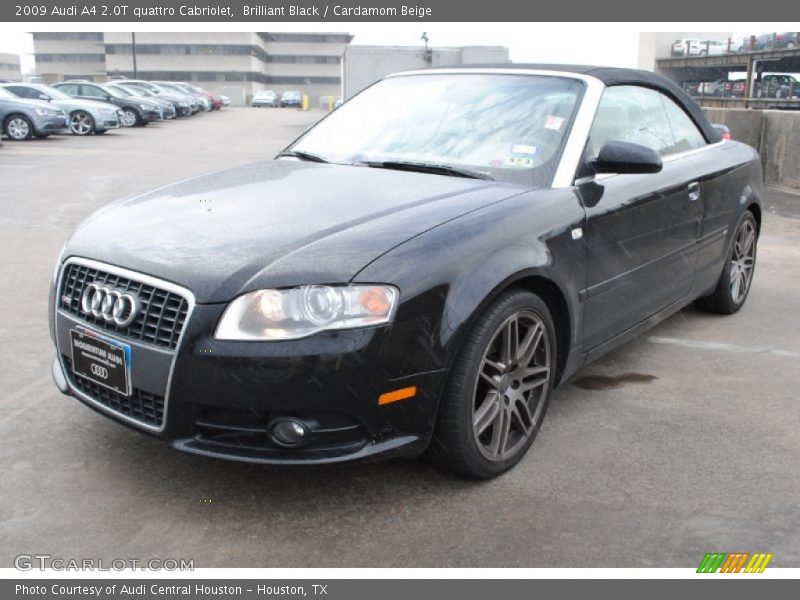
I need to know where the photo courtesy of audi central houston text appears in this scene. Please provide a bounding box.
[49,65,762,479]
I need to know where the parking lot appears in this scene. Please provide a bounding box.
[1,107,799,568]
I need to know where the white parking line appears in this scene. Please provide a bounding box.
[648,336,800,358]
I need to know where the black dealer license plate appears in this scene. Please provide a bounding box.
[70,328,131,396]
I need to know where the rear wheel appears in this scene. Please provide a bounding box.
[4,115,33,140]
[428,290,555,479]
[696,211,758,314]
[70,110,95,136]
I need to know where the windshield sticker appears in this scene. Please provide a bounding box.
[545,115,565,130]
[504,144,537,168]
[510,144,537,156]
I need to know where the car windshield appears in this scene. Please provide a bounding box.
[289,73,584,186]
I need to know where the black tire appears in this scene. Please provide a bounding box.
[95,129,107,135]
[3,114,34,140]
[427,289,556,479]
[696,211,758,315]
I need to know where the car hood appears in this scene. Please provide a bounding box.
[64,160,525,303]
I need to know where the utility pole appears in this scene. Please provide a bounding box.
[131,32,138,78]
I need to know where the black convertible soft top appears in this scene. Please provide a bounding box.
[449,63,722,144]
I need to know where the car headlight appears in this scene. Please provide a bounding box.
[98,108,115,115]
[35,108,59,116]
[139,103,155,110]
[179,102,188,107]
[215,285,399,341]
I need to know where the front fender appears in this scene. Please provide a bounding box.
[354,188,587,378]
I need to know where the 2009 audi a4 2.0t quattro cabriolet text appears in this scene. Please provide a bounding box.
[50,65,762,478]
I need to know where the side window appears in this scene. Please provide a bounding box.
[661,95,707,153]
[80,85,105,98]
[56,84,77,96]
[7,86,39,99]
[587,86,676,160]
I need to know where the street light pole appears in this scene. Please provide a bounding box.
[131,32,138,78]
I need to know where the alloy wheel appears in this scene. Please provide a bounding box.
[730,219,756,304]
[70,111,93,135]
[472,311,551,461]
[6,117,30,140]
[121,109,137,127]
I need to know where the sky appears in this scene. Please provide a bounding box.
[1,23,797,74]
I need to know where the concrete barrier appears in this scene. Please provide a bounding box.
[702,107,800,190]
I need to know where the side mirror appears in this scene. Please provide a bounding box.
[39,94,51,102]
[592,140,663,175]
[712,123,731,140]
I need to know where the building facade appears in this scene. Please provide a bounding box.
[0,52,23,81]
[33,32,353,105]
[342,45,510,99]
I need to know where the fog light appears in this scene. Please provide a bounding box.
[269,418,308,447]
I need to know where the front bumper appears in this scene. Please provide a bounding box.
[34,115,68,135]
[52,259,445,465]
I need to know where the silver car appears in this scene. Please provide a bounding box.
[0,87,68,140]
[0,82,122,136]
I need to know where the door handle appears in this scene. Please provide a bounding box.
[688,182,701,202]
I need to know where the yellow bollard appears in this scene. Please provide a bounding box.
[301,95,309,111]
[328,96,333,112]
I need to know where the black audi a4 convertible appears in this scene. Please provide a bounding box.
[50,65,761,478]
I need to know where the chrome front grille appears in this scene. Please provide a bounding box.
[59,262,189,351]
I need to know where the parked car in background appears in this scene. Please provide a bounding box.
[729,79,748,97]
[697,80,728,96]
[117,80,197,115]
[106,83,176,119]
[154,81,212,112]
[755,74,800,98]
[253,90,278,107]
[680,80,702,96]
[280,90,302,107]
[1,82,121,136]
[53,81,161,127]
[220,95,230,107]
[697,40,728,56]
[172,82,224,110]
[769,32,798,49]
[0,86,68,140]
[742,32,799,51]
[672,38,701,56]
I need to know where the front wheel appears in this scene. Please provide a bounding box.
[696,211,758,314]
[428,290,555,479]
[4,115,33,140]
[120,108,138,127]
[70,110,95,135]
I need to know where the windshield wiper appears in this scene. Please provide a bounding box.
[357,160,493,181]
[276,150,330,163]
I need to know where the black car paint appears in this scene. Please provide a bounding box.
[51,71,763,466]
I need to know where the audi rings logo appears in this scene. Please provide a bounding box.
[80,283,141,328]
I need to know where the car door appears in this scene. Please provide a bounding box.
[578,85,705,351]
